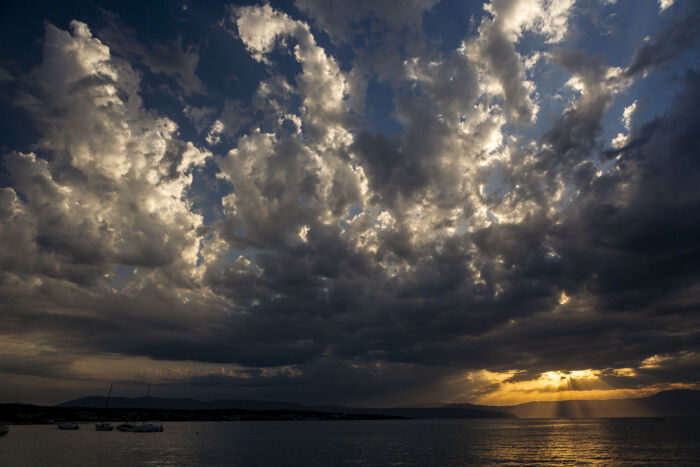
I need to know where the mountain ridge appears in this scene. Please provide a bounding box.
[57,396,512,419]
[58,389,700,418]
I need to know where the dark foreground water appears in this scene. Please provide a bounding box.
[1,418,699,466]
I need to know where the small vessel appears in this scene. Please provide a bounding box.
[95,423,113,431]
[57,422,79,430]
[133,423,163,432]
[117,384,163,433]
[0,425,9,436]
[95,382,114,431]
[116,422,163,432]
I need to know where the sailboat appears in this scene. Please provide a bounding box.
[95,382,114,431]
[57,422,79,430]
[116,384,163,433]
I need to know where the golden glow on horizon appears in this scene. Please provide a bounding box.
[2,334,698,406]
[464,368,698,406]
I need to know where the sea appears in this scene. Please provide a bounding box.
[1,418,699,466]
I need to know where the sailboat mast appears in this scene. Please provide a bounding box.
[141,383,152,423]
[104,382,113,410]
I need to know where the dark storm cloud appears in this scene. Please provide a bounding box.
[98,11,205,95]
[352,131,429,204]
[470,15,535,124]
[1,1,699,404]
[625,2,700,77]
[558,70,700,310]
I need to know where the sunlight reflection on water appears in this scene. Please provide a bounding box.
[0,418,698,466]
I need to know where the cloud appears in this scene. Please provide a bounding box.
[183,105,216,133]
[1,1,699,405]
[98,11,205,95]
[9,21,209,273]
[625,2,699,77]
[462,0,577,125]
[1,21,218,370]
[295,0,439,44]
[659,0,675,12]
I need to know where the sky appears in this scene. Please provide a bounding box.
[0,0,698,407]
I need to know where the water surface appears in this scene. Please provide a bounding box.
[1,418,698,466]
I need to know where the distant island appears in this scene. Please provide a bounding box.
[1,396,511,424]
[1,389,698,424]
[486,388,700,418]
[0,404,406,425]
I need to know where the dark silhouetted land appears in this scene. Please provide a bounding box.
[4,389,696,424]
[488,389,700,418]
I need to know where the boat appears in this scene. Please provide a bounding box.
[95,382,114,431]
[117,384,163,433]
[132,423,163,432]
[57,422,79,430]
[0,425,8,436]
[116,422,163,432]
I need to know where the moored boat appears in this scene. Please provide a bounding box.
[0,425,8,436]
[117,422,162,432]
[57,422,79,430]
[116,384,164,433]
[132,423,163,432]
[95,422,113,431]
[95,382,114,431]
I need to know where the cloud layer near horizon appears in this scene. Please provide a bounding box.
[0,0,699,405]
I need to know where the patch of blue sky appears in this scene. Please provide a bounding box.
[565,0,661,67]
[0,2,93,154]
[364,75,403,136]
[187,22,267,98]
[339,204,365,230]
[262,43,304,87]
[512,0,692,174]
[196,243,259,270]
[187,160,234,225]
[0,101,37,156]
[513,29,549,60]
[480,165,509,200]
[110,264,136,291]
[423,0,483,53]
[601,49,699,154]
[519,63,573,139]
[223,245,269,270]
[349,204,364,218]
[514,0,662,136]
[299,16,355,72]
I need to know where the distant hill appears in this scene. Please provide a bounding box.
[479,389,700,418]
[0,403,404,424]
[311,405,514,419]
[58,396,308,412]
[58,397,513,419]
[58,389,700,419]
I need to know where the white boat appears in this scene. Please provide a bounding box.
[57,423,79,430]
[117,384,163,433]
[132,423,163,432]
[0,425,8,436]
[116,422,163,432]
